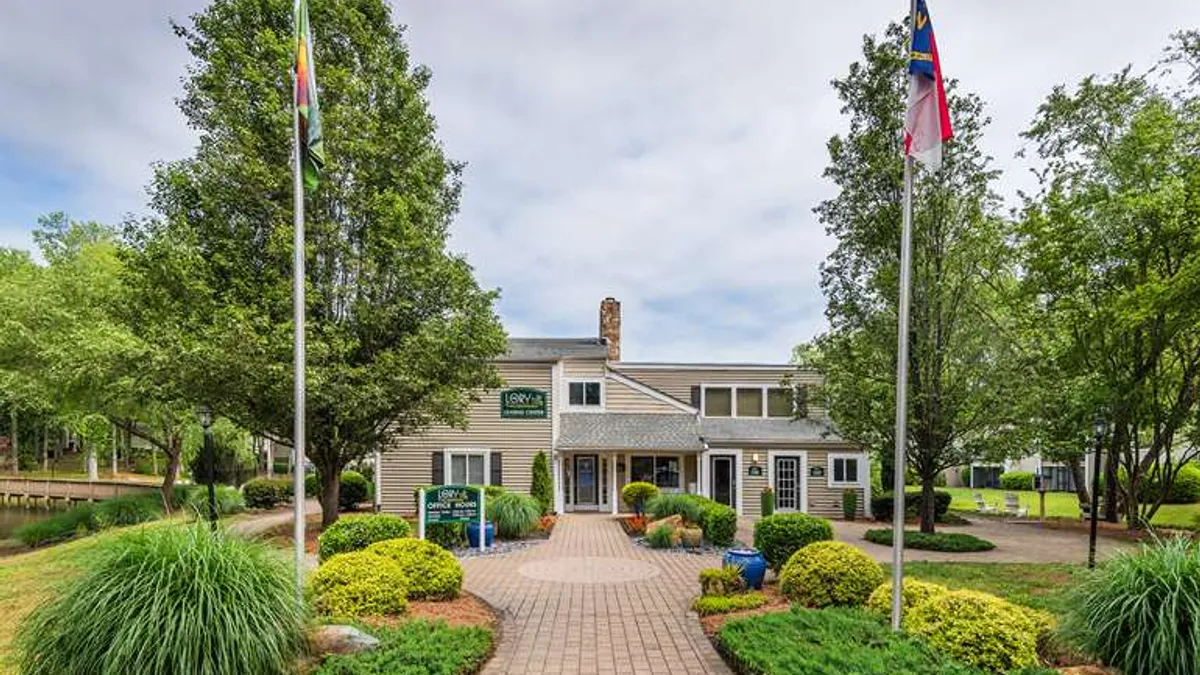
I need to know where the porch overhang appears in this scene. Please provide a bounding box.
[556,413,704,452]
[698,417,847,447]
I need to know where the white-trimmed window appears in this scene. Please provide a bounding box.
[828,453,864,488]
[630,455,681,489]
[446,450,489,485]
[567,380,603,408]
[702,385,793,418]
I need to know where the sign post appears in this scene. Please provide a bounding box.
[421,485,487,550]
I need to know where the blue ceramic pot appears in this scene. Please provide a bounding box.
[723,548,767,590]
[466,521,494,548]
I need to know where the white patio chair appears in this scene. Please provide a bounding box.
[972,492,997,514]
[1003,492,1029,518]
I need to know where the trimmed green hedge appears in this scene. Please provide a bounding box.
[366,538,463,600]
[863,529,996,552]
[692,592,767,616]
[692,496,737,547]
[1000,472,1035,492]
[339,470,372,511]
[243,478,293,509]
[309,551,408,617]
[870,491,952,522]
[753,512,834,571]
[779,541,885,608]
[907,590,1040,672]
[865,579,949,618]
[318,514,411,562]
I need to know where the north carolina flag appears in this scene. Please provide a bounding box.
[905,0,952,170]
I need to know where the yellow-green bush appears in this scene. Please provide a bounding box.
[699,565,746,597]
[365,538,463,600]
[778,541,884,608]
[864,579,949,619]
[309,551,409,617]
[905,590,1039,672]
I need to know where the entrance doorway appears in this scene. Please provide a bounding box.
[711,455,736,509]
[775,455,802,511]
[574,455,599,507]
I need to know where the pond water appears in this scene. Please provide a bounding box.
[0,504,55,540]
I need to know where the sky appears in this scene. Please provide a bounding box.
[1,2,1198,363]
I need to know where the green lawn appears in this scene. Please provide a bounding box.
[895,561,1081,617]
[944,487,1200,529]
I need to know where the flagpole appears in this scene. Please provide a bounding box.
[292,0,308,599]
[890,0,918,633]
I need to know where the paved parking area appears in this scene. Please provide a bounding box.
[462,514,731,675]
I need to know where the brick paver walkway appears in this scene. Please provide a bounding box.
[463,514,731,675]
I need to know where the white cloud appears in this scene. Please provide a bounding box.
[1,1,1197,361]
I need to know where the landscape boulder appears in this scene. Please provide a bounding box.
[310,625,380,656]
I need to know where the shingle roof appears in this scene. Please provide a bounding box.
[557,413,704,451]
[699,417,845,444]
[499,338,610,362]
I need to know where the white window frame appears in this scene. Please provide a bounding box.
[565,378,605,411]
[701,384,794,418]
[444,449,490,486]
[628,454,684,492]
[827,452,867,489]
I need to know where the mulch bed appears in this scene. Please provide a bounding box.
[698,582,790,636]
[361,591,498,631]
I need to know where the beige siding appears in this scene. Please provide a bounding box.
[731,445,868,520]
[743,467,768,519]
[804,449,868,519]
[379,363,552,515]
[562,359,606,379]
[603,378,683,413]
[612,366,827,418]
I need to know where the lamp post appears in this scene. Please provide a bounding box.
[1088,415,1106,569]
[198,407,217,529]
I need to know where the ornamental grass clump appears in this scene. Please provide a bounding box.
[318,513,410,561]
[16,524,307,675]
[1064,536,1200,675]
[365,538,463,599]
[779,540,885,608]
[310,551,409,617]
[906,590,1039,673]
[487,492,541,539]
[645,493,703,524]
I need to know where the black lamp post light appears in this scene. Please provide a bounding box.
[1088,415,1107,569]
[198,406,217,528]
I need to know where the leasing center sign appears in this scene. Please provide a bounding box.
[500,388,548,419]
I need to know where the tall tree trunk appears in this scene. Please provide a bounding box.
[11,409,18,475]
[1067,457,1089,506]
[1103,444,1121,523]
[319,462,341,528]
[111,423,118,476]
[919,474,937,534]
[87,442,99,481]
[160,442,181,513]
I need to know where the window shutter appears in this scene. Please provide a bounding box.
[690,386,701,408]
[431,451,444,486]
[490,452,503,486]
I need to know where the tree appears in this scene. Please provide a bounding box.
[1017,36,1200,528]
[531,451,553,516]
[802,23,1023,533]
[130,0,506,526]
[185,417,256,487]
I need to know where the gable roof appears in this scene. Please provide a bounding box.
[499,337,609,363]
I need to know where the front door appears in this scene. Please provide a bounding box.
[574,455,598,506]
[711,456,736,508]
[775,456,802,511]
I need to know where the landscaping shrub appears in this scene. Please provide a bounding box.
[760,487,775,517]
[309,550,409,617]
[487,491,541,539]
[313,620,493,675]
[692,592,767,616]
[318,513,411,562]
[531,451,554,515]
[339,470,372,510]
[697,499,737,547]
[870,490,952,522]
[184,484,246,517]
[906,590,1040,673]
[16,524,307,675]
[243,477,292,509]
[95,493,163,528]
[426,522,466,549]
[717,606,1004,675]
[1000,471,1035,492]
[647,523,676,548]
[621,481,659,516]
[366,538,463,600]
[645,492,703,524]
[753,512,834,571]
[863,529,996,552]
[779,541,885,608]
[306,473,320,498]
[1064,536,1200,675]
[16,503,99,547]
[1167,463,1200,503]
[699,565,746,597]
[865,579,949,618]
[843,488,858,520]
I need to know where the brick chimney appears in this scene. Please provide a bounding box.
[599,297,621,362]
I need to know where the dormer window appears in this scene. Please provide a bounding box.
[567,380,602,408]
